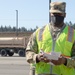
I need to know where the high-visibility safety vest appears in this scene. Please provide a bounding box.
[35,24,75,75]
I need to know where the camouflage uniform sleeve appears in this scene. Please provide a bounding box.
[26,31,38,64]
[66,41,75,68]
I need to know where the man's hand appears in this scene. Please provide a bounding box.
[50,56,67,65]
[36,54,50,63]
[36,53,67,65]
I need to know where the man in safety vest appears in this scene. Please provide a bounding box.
[26,1,75,75]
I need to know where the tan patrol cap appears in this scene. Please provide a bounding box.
[50,2,66,14]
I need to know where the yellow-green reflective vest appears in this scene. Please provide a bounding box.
[35,24,75,75]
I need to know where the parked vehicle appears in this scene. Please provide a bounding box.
[0,32,33,57]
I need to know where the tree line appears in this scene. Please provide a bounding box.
[0,25,38,32]
[0,21,75,32]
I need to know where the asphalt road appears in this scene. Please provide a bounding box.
[0,55,30,75]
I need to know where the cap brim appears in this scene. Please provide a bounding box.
[50,10,65,13]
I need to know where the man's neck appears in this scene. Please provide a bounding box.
[53,22,64,28]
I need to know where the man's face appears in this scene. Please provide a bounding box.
[51,13,66,17]
[50,13,66,25]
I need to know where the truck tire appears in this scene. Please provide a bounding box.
[1,49,7,56]
[8,52,14,56]
[7,49,14,56]
[18,50,25,57]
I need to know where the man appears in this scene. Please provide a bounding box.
[26,1,75,75]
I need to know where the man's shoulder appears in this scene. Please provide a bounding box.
[36,23,46,29]
[40,23,50,30]
[67,25,75,30]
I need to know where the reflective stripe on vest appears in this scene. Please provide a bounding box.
[38,26,74,42]
[67,26,74,43]
[38,26,45,41]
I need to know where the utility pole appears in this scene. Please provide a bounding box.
[49,0,51,22]
[16,10,18,36]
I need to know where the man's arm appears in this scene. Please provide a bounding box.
[26,32,38,64]
[66,41,75,68]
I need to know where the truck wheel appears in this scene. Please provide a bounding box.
[8,49,14,56]
[18,50,25,57]
[1,49,7,56]
[8,52,14,56]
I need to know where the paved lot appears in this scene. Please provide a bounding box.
[0,55,30,75]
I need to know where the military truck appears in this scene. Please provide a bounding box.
[0,32,32,57]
